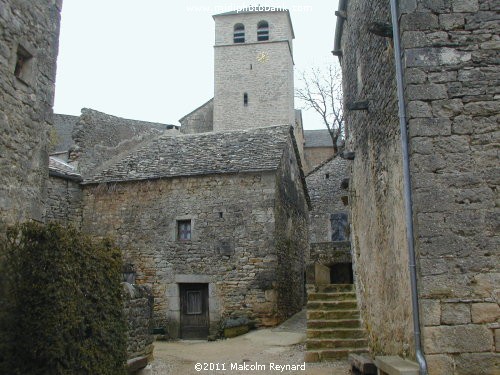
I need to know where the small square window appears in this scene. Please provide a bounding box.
[177,220,192,241]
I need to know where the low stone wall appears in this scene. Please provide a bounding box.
[122,283,154,362]
[310,241,351,265]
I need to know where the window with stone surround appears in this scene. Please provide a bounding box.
[331,212,348,241]
[234,23,245,43]
[14,44,34,84]
[177,220,192,241]
[257,20,269,41]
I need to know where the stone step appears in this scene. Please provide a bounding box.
[307,300,357,311]
[306,338,368,350]
[307,292,356,301]
[307,328,366,339]
[307,319,362,329]
[305,348,368,362]
[316,284,354,293]
[308,309,360,320]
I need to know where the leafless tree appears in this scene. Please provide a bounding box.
[295,64,344,154]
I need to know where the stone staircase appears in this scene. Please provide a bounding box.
[305,284,368,362]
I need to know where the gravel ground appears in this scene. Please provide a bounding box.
[150,342,350,375]
[149,310,350,375]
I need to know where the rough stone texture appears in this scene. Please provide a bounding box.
[51,113,79,156]
[306,156,349,244]
[401,0,499,371]
[84,125,292,184]
[71,108,179,177]
[454,353,500,375]
[441,303,471,325]
[80,131,309,338]
[339,0,414,357]
[337,0,500,370]
[471,302,500,324]
[309,242,351,267]
[424,325,493,354]
[302,129,336,174]
[45,175,82,227]
[213,11,295,131]
[122,283,154,361]
[179,98,213,134]
[0,0,62,226]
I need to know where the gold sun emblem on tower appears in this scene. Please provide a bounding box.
[256,51,269,63]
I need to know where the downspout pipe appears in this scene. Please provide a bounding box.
[389,1,428,374]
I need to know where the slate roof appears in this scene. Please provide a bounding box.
[304,129,333,148]
[83,125,292,184]
[49,156,82,181]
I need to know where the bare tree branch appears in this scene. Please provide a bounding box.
[295,63,344,154]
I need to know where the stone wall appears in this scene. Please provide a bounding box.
[52,113,79,156]
[303,147,336,174]
[306,156,349,244]
[339,0,414,357]
[338,0,499,371]
[399,0,500,372]
[310,242,351,266]
[45,174,83,227]
[179,99,213,134]
[71,109,178,177]
[81,166,306,338]
[0,0,62,227]
[122,283,154,361]
[274,135,309,321]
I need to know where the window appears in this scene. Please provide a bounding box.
[14,44,33,84]
[177,220,192,241]
[243,93,248,106]
[257,21,269,41]
[331,212,348,241]
[186,291,202,314]
[234,23,245,43]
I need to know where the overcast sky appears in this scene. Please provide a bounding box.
[54,0,340,130]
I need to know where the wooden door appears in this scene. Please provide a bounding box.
[180,283,209,339]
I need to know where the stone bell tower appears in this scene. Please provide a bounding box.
[212,9,295,132]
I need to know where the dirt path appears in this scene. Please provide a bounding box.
[149,310,350,375]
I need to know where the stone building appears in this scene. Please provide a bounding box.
[302,129,336,174]
[335,0,499,373]
[306,156,351,283]
[78,125,309,339]
[0,0,62,227]
[47,9,310,340]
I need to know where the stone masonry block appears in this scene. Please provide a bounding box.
[431,99,464,118]
[441,303,471,325]
[407,100,432,118]
[421,299,441,326]
[454,353,499,375]
[439,13,465,30]
[406,48,471,67]
[399,0,417,13]
[471,303,500,323]
[452,0,479,12]
[400,12,439,32]
[407,83,448,100]
[423,325,493,353]
[409,118,452,137]
[426,354,454,375]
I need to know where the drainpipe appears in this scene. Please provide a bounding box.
[389,1,428,374]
